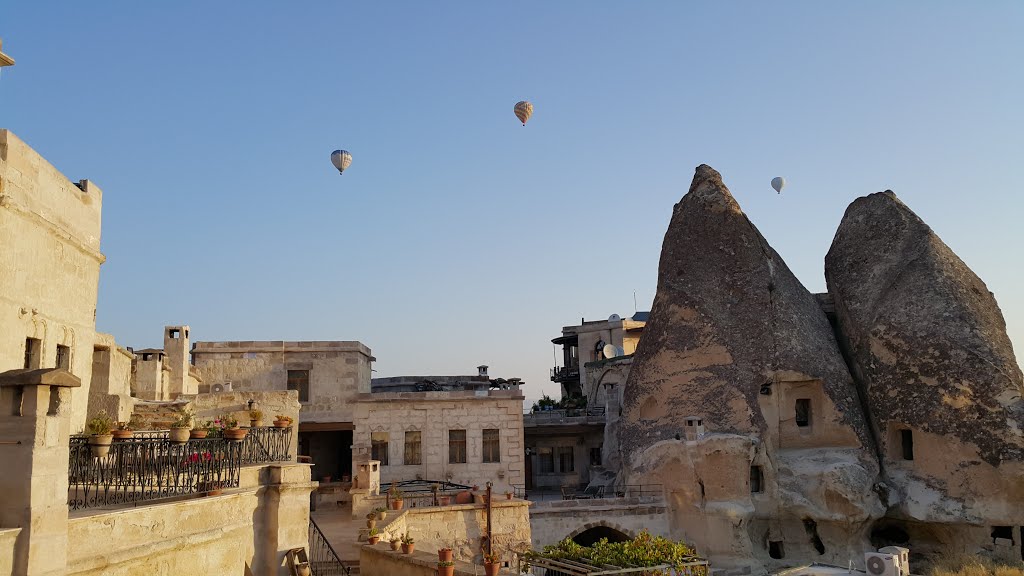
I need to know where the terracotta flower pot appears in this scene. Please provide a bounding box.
[366,519,377,530]
[438,495,451,506]
[438,565,455,576]
[376,510,387,521]
[391,499,404,510]
[402,543,414,554]
[485,562,500,576]
[368,536,380,545]
[199,481,223,496]
[250,419,260,428]
[89,434,113,457]
[438,549,453,562]
[506,493,513,500]
[454,491,473,505]
[390,541,401,551]
[169,427,190,444]
[273,420,291,428]
[189,429,208,439]
[223,428,248,442]
[112,429,134,440]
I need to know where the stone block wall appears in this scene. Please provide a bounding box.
[0,130,104,431]
[353,390,525,492]
[0,527,20,576]
[528,497,669,549]
[191,390,302,458]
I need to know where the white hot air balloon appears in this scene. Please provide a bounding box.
[330,150,352,175]
[771,176,786,194]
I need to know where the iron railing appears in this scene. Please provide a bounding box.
[309,516,349,576]
[550,366,580,382]
[510,484,664,502]
[523,407,606,426]
[519,554,709,576]
[68,434,242,510]
[241,426,293,464]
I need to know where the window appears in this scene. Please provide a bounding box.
[795,399,811,427]
[371,432,389,465]
[448,429,467,464]
[168,328,180,339]
[56,345,71,371]
[900,429,914,461]
[404,431,422,465]
[537,447,554,473]
[750,465,764,493]
[24,338,41,369]
[557,446,575,473]
[590,446,602,466]
[287,370,310,402]
[482,429,500,463]
[768,541,785,559]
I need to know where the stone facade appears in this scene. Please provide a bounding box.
[352,390,526,493]
[192,340,372,423]
[528,496,669,549]
[0,130,104,431]
[86,332,134,422]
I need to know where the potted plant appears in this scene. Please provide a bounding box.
[389,537,401,551]
[438,546,453,562]
[400,532,415,554]
[191,420,211,439]
[273,414,293,428]
[374,507,387,521]
[483,551,501,576]
[389,485,404,510]
[505,490,513,500]
[112,414,141,440]
[365,512,377,531]
[86,411,115,457]
[169,409,193,444]
[249,409,263,428]
[367,528,380,545]
[437,560,455,576]
[220,414,248,441]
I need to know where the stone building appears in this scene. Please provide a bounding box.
[191,339,374,482]
[524,315,645,492]
[354,371,527,493]
[0,130,104,431]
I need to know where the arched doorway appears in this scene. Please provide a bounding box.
[571,525,631,547]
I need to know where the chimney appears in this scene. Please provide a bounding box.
[477,365,489,378]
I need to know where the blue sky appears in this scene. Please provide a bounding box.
[3,2,1022,403]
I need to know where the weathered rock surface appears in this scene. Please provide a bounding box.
[826,191,1024,525]
[619,165,883,571]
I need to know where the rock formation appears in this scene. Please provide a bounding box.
[619,165,884,572]
[826,191,1024,557]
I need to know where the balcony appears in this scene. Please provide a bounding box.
[523,406,605,428]
[549,366,580,384]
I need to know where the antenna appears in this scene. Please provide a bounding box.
[633,290,638,314]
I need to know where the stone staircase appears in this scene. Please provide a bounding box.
[130,400,191,429]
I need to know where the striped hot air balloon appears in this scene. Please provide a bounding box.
[330,150,352,175]
[514,101,533,126]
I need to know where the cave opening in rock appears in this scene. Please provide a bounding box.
[870,523,910,549]
[572,526,631,547]
[803,518,826,555]
[769,540,785,559]
[991,526,1014,542]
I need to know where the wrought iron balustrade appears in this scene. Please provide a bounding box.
[68,434,241,510]
[240,426,293,464]
[309,516,349,576]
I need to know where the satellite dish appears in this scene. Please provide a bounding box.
[603,344,618,359]
[608,314,621,322]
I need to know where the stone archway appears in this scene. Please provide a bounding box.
[568,521,635,546]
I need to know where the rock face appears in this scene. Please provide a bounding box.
[826,192,1024,530]
[619,166,883,572]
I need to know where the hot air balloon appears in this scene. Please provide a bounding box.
[514,101,533,126]
[330,150,352,175]
[771,176,786,194]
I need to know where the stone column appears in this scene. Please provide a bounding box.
[0,368,80,576]
[253,463,316,575]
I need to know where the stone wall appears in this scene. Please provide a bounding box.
[0,130,104,431]
[87,332,135,422]
[191,390,302,458]
[528,497,669,549]
[353,390,525,492]
[361,544,518,576]
[0,527,20,576]
[66,462,314,576]
[372,500,532,564]
[192,341,372,423]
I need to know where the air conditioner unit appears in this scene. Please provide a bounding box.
[211,382,232,393]
[878,547,910,576]
[865,553,902,576]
